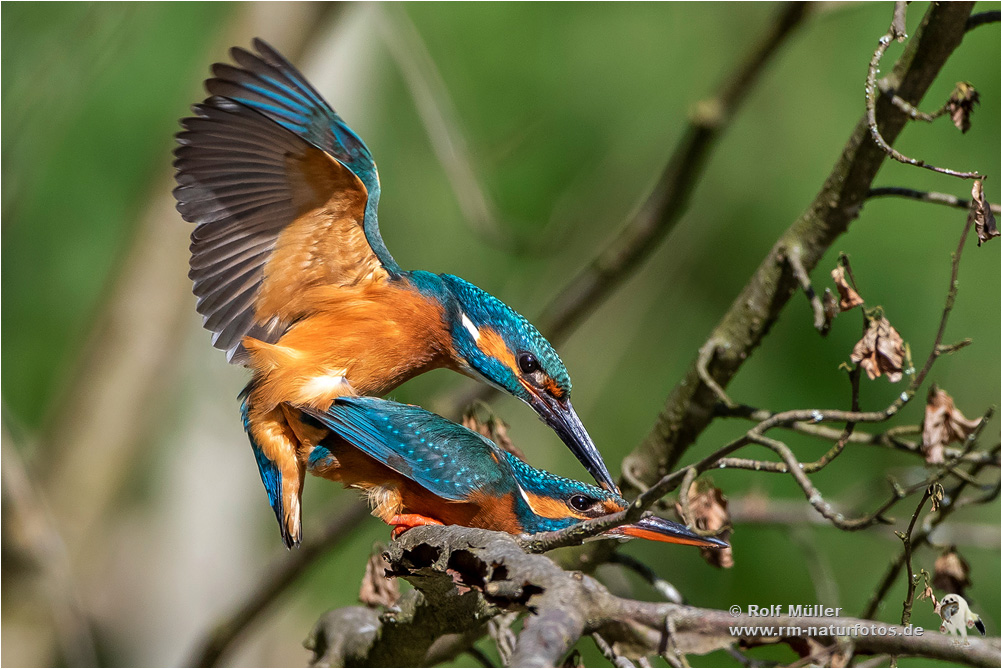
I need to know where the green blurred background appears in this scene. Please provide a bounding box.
[2,2,998,666]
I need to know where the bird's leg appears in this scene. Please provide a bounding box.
[283,404,329,462]
[389,514,444,539]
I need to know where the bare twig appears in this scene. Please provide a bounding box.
[898,485,938,627]
[864,4,981,179]
[786,245,829,333]
[868,187,1002,214]
[608,553,684,604]
[715,405,996,465]
[698,340,737,408]
[593,633,637,668]
[729,495,999,549]
[966,10,1001,31]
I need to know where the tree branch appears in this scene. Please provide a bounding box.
[622,1,978,491]
[868,186,1002,214]
[312,526,1002,667]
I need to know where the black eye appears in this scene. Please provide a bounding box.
[569,494,595,512]
[517,352,540,375]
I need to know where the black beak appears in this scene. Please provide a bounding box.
[607,515,729,548]
[528,393,618,493]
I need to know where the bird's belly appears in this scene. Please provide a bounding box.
[243,286,451,410]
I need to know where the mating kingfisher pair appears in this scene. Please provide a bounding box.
[173,39,724,551]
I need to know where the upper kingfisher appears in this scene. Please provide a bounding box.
[304,396,727,548]
[173,39,616,548]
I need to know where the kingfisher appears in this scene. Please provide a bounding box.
[173,39,616,548]
[303,396,727,548]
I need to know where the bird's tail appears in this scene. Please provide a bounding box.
[974,615,986,636]
[241,387,303,548]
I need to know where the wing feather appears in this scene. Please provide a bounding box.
[174,40,401,363]
[303,398,509,502]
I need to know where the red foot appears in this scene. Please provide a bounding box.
[389,514,444,539]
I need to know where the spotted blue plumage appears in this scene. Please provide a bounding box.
[303,396,623,534]
[303,396,506,501]
[304,398,728,548]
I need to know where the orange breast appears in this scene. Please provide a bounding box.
[244,281,452,411]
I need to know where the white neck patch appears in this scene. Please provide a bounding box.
[460,312,481,341]
[515,481,536,512]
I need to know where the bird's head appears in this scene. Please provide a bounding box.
[440,274,616,492]
[505,453,728,548]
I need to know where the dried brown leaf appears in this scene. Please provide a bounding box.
[933,546,972,597]
[970,180,999,247]
[921,386,982,464]
[850,313,904,382]
[462,405,525,459]
[676,479,733,569]
[359,550,400,608]
[831,266,864,311]
[947,81,979,134]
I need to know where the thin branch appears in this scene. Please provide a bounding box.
[188,502,370,667]
[898,485,937,627]
[536,2,810,345]
[608,553,684,604]
[966,10,1001,31]
[786,245,829,334]
[715,405,995,465]
[698,339,737,408]
[728,495,999,549]
[592,633,637,668]
[864,4,981,179]
[869,186,1002,214]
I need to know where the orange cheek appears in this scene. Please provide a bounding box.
[477,328,517,370]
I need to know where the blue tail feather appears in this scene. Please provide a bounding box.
[240,391,295,548]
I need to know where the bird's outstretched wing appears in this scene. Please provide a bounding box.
[303,398,508,501]
[174,39,400,363]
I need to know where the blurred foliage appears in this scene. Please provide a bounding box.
[2,2,998,667]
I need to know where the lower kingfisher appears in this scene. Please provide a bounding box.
[173,39,616,548]
[303,397,727,549]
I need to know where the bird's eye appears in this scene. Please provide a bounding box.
[568,494,595,512]
[517,352,540,375]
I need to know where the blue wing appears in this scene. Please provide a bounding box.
[209,38,397,273]
[302,397,509,502]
